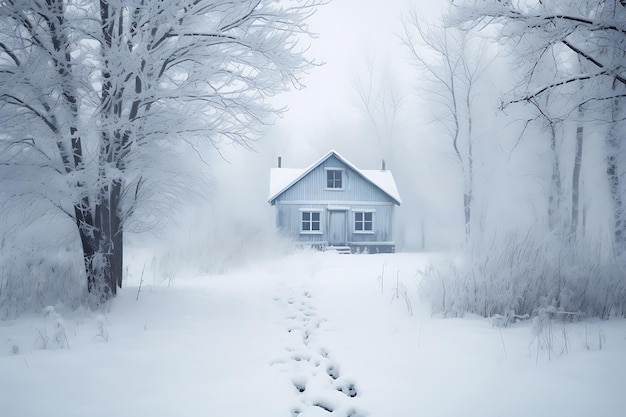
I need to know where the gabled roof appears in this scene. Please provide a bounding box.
[268,150,401,205]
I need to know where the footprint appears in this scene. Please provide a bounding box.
[292,352,311,362]
[346,407,368,417]
[304,319,323,330]
[291,377,307,393]
[327,363,340,380]
[336,380,358,398]
[313,401,334,413]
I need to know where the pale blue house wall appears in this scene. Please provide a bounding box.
[275,203,395,244]
[272,155,397,251]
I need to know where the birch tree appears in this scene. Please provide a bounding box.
[451,0,626,250]
[401,10,492,240]
[0,0,318,302]
[526,94,564,233]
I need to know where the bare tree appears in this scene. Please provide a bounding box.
[526,95,565,233]
[0,0,319,302]
[571,105,585,241]
[353,57,406,153]
[607,97,626,245]
[452,0,626,251]
[401,9,492,240]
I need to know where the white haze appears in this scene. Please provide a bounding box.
[153,0,462,266]
[2,1,617,278]
[153,0,615,269]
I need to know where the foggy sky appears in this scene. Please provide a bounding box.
[150,0,614,261]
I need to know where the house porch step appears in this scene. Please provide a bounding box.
[326,245,351,254]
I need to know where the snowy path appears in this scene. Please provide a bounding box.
[271,282,365,417]
[1,251,625,417]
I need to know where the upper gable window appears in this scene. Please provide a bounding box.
[326,169,343,190]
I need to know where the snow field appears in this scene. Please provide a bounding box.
[304,254,626,417]
[0,250,625,417]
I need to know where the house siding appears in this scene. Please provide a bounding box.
[276,203,327,244]
[273,155,397,251]
[347,204,395,243]
[275,202,395,245]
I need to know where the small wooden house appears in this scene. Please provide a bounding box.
[268,150,401,253]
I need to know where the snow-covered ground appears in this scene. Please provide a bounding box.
[1,251,624,417]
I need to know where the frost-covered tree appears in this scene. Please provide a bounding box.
[451,0,626,251]
[0,0,318,303]
[401,9,492,240]
[526,94,565,233]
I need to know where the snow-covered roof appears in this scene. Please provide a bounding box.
[268,150,401,205]
[359,169,401,205]
[268,168,304,202]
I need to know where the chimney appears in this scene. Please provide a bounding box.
[278,156,282,168]
[381,159,386,171]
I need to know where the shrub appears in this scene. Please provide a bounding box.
[0,247,85,319]
[419,233,626,321]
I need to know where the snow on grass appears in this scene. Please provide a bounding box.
[1,251,624,417]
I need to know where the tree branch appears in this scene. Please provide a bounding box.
[507,71,608,105]
[562,39,626,87]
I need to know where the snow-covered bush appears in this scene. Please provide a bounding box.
[419,233,626,321]
[177,222,298,275]
[0,247,85,319]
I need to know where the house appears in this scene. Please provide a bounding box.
[268,150,401,253]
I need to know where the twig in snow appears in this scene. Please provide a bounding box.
[136,260,146,301]
[498,327,507,359]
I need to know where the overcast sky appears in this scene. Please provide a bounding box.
[269,0,447,165]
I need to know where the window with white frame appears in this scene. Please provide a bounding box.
[354,211,373,232]
[301,210,321,233]
[326,169,343,189]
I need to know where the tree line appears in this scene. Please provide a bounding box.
[408,0,626,318]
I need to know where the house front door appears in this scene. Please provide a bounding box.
[328,210,347,246]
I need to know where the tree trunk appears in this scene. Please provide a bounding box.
[46,0,112,298]
[464,81,474,241]
[97,0,122,294]
[607,98,626,253]
[570,105,584,241]
[548,122,562,232]
[463,191,472,239]
[111,179,124,288]
[99,181,116,296]
[77,201,113,302]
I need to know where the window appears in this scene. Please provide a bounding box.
[354,211,373,232]
[326,169,343,189]
[301,211,321,233]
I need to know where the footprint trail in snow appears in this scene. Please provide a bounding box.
[273,286,368,417]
